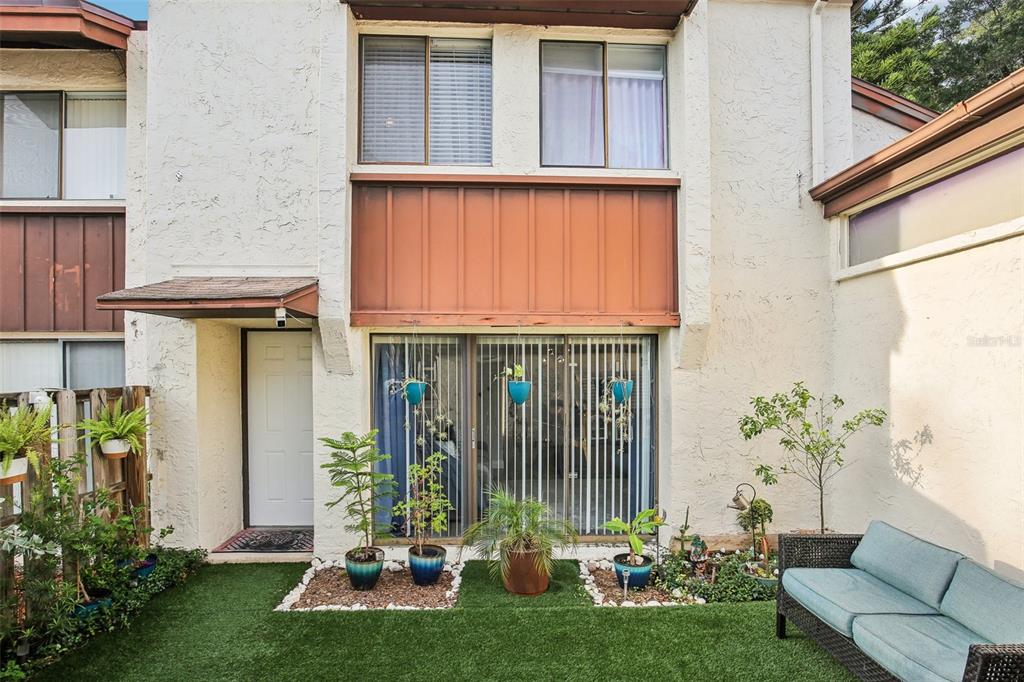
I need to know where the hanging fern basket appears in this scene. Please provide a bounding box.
[99,439,131,459]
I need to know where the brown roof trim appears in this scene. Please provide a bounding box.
[97,277,319,319]
[344,1,697,29]
[851,77,937,131]
[350,172,681,187]
[0,1,141,49]
[351,311,681,327]
[813,67,1024,217]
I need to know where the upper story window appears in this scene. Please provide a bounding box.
[0,91,126,200]
[541,42,667,170]
[360,36,493,165]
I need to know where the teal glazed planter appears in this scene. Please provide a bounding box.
[408,544,446,586]
[74,589,113,619]
[611,380,634,404]
[345,547,385,590]
[613,554,654,590]
[404,381,427,406]
[507,380,531,405]
[134,553,158,580]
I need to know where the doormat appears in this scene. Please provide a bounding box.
[214,527,314,553]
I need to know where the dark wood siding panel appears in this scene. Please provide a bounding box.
[0,213,124,332]
[351,182,679,326]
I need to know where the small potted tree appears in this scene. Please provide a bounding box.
[78,398,148,460]
[604,508,666,589]
[393,451,453,586]
[320,430,396,590]
[463,490,577,596]
[497,364,530,405]
[0,403,52,485]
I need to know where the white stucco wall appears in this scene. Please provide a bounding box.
[831,231,1024,578]
[852,108,910,161]
[0,48,126,90]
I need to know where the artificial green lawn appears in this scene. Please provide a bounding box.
[38,562,852,681]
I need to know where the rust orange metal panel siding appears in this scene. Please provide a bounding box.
[351,181,679,326]
[0,213,125,332]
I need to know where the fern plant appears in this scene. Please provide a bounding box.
[0,403,52,477]
[463,489,578,581]
[320,430,396,560]
[78,399,148,454]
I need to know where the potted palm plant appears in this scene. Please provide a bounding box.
[604,508,666,589]
[393,451,453,586]
[0,403,52,485]
[321,430,396,590]
[463,490,577,596]
[78,398,148,460]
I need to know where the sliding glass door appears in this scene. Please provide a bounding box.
[372,334,656,540]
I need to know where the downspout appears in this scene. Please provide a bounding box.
[810,0,828,184]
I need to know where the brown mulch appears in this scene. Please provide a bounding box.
[590,568,676,606]
[292,567,455,610]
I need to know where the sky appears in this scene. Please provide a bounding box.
[93,0,147,20]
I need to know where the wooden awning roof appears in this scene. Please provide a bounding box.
[344,1,699,29]
[96,277,319,319]
[0,0,142,50]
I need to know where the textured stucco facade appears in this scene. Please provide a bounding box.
[118,0,1022,574]
[852,107,910,161]
[0,48,126,91]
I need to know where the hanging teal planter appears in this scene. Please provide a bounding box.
[404,381,427,406]
[611,380,634,404]
[507,380,531,405]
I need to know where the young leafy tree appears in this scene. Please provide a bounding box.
[392,451,454,556]
[320,430,396,559]
[739,383,886,534]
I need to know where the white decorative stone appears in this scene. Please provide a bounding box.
[695,597,706,605]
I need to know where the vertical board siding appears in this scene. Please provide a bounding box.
[352,182,678,325]
[0,213,125,332]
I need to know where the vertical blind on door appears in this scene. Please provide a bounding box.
[361,36,492,165]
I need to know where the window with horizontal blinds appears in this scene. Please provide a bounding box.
[64,93,127,200]
[429,38,492,165]
[361,36,426,163]
[360,36,492,165]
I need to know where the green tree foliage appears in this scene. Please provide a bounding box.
[852,0,1024,112]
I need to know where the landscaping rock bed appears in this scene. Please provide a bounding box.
[579,560,702,607]
[276,560,464,611]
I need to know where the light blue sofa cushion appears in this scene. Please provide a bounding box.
[850,521,962,608]
[853,615,989,682]
[940,559,1024,643]
[782,567,936,637]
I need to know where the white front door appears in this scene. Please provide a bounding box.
[246,331,314,526]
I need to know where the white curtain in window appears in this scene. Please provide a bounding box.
[429,38,492,165]
[541,42,605,167]
[1,93,60,199]
[65,341,125,390]
[63,93,126,200]
[0,341,60,393]
[608,45,667,170]
[361,36,426,163]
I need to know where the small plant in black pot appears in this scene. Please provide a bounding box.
[393,451,453,586]
[604,508,666,590]
[321,430,396,590]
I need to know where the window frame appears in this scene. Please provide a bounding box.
[0,90,127,201]
[0,337,125,393]
[538,40,669,171]
[357,34,494,167]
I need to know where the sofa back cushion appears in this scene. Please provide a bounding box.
[940,560,1024,643]
[850,521,962,609]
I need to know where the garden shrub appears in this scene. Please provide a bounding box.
[657,551,776,603]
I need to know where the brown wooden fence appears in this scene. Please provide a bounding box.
[0,385,151,629]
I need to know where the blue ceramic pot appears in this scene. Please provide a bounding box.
[404,381,427,405]
[507,380,531,405]
[611,380,634,404]
[408,544,446,586]
[134,553,158,580]
[613,554,654,590]
[74,589,113,619]
[346,547,384,590]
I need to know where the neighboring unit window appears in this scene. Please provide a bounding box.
[1,93,61,199]
[0,340,125,393]
[541,42,667,170]
[64,93,127,200]
[361,36,492,165]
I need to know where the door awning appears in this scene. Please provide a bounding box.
[96,277,318,319]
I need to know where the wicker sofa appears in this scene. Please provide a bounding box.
[776,521,1024,682]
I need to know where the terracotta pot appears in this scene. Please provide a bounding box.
[502,549,549,596]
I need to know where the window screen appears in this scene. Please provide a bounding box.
[63,93,126,200]
[607,44,667,170]
[361,36,427,163]
[429,38,492,165]
[541,42,605,167]
[65,341,125,390]
[1,93,60,199]
[0,341,60,393]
